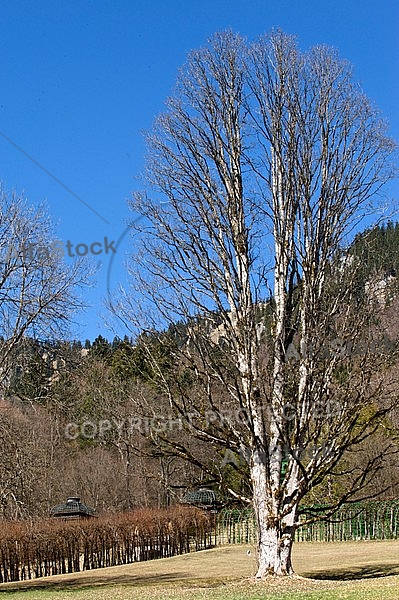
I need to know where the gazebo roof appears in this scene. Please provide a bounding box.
[51,496,95,518]
[183,488,220,508]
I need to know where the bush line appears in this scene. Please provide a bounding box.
[0,505,213,582]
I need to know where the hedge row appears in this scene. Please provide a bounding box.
[0,505,213,582]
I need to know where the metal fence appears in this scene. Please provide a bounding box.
[216,508,257,545]
[216,500,399,545]
[296,500,399,542]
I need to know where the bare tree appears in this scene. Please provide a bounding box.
[0,186,91,387]
[121,31,397,577]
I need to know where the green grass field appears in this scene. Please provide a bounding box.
[0,540,398,599]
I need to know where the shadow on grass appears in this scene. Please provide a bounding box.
[301,564,399,581]
[2,561,399,593]
[0,571,191,593]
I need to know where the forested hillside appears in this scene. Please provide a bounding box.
[1,223,399,520]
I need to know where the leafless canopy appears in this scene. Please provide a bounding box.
[122,30,397,576]
[0,186,91,386]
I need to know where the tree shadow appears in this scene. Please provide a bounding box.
[301,564,399,581]
[0,571,190,593]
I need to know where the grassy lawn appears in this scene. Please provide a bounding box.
[0,540,398,599]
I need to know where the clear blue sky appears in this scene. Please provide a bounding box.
[0,0,398,342]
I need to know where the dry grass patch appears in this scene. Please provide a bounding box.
[0,540,398,599]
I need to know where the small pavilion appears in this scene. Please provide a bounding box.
[51,496,96,520]
[182,488,222,512]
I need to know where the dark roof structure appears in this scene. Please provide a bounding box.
[51,496,96,519]
[182,488,222,512]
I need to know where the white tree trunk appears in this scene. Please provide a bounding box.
[252,460,296,577]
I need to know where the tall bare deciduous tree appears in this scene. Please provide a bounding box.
[0,186,92,517]
[0,186,90,387]
[122,31,397,577]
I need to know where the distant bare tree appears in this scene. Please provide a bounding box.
[121,31,397,577]
[0,186,90,387]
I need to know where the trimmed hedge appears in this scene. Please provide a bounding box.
[0,505,213,582]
